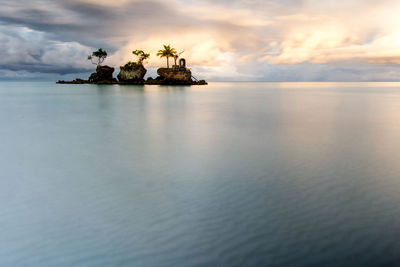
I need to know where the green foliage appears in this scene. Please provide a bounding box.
[156,45,177,68]
[88,48,108,66]
[132,50,150,64]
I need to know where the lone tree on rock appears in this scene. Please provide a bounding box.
[157,45,177,68]
[132,50,150,65]
[88,48,107,66]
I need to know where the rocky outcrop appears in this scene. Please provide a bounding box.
[145,77,163,85]
[88,65,117,83]
[117,62,146,83]
[192,80,208,85]
[144,76,207,85]
[156,66,193,85]
[57,64,207,85]
[57,78,88,84]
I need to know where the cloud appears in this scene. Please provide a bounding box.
[0,25,93,74]
[1,0,400,81]
[259,0,400,65]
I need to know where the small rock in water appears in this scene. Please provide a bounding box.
[88,65,117,83]
[117,62,146,83]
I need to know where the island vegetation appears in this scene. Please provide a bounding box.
[88,48,108,66]
[157,45,176,69]
[132,50,150,65]
[57,45,207,85]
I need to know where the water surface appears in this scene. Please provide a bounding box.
[1,82,400,266]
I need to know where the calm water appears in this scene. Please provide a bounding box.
[1,82,400,266]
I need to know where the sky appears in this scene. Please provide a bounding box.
[2,0,400,81]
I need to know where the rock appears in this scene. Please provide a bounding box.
[57,78,88,84]
[74,78,88,84]
[193,80,208,85]
[89,65,117,83]
[145,77,163,85]
[117,62,146,83]
[156,66,192,85]
[57,63,207,86]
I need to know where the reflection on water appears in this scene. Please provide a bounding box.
[1,82,400,266]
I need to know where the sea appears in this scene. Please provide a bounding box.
[1,81,400,266]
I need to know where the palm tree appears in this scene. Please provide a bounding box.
[157,45,177,68]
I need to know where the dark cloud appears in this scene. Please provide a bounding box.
[62,2,116,18]
[0,0,261,77]
[0,63,90,74]
[0,24,93,76]
[0,0,222,49]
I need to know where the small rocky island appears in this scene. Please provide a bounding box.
[58,46,207,86]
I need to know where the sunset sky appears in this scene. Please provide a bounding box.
[2,0,400,81]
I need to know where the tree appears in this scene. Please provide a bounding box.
[88,48,107,66]
[132,50,150,65]
[156,45,177,68]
